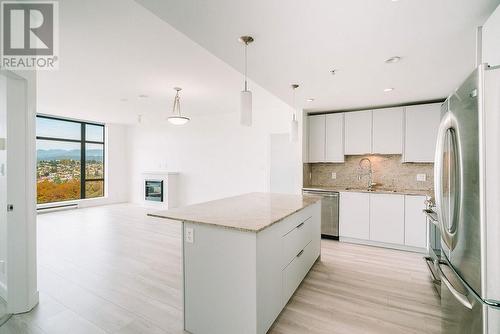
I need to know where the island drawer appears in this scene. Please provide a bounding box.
[281,216,313,267]
[277,204,315,236]
[282,241,314,304]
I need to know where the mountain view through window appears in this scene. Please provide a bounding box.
[36,116,105,204]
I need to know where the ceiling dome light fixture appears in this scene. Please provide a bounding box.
[239,35,254,126]
[385,56,401,64]
[290,84,299,142]
[384,87,395,92]
[167,87,190,125]
[306,98,315,102]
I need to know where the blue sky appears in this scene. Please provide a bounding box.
[36,118,103,150]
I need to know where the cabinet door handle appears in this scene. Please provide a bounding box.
[296,222,305,229]
[297,249,304,257]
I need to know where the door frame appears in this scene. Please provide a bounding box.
[0,69,38,314]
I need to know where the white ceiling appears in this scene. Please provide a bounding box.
[136,0,499,112]
[38,0,278,124]
[38,0,499,124]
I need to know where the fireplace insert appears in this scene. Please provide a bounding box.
[145,180,163,202]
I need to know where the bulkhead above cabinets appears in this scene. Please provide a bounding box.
[305,102,442,164]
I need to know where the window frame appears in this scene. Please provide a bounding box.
[36,114,105,203]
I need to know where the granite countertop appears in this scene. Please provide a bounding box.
[148,192,321,233]
[303,185,432,197]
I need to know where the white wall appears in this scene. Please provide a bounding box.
[483,4,500,67]
[105,124,129,203]
[127,85,302,207]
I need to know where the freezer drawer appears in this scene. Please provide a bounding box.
[438,258,500,333]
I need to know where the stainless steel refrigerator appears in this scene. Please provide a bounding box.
[434,64,500,333]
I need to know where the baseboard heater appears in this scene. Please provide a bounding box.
[37,203,79,214]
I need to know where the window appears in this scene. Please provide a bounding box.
[36,115,105,204]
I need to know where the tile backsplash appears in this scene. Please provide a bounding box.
[304,155,434,192]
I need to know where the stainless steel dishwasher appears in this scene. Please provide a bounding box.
[302,189,339,239]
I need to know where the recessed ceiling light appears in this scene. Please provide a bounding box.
[306,98,315,102]
[138,94,149,98]
[385,56,401,64]
[384,88,394,92]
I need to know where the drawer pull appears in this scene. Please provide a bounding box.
[296,249,304,257]
[296,222,305,229]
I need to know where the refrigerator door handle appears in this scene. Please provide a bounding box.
[437,261,473,310]
[434,111,461,251]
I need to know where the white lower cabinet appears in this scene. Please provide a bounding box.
[339,192,427,251]
[404,195,427,248]
[282,240,314,303]
[370,194,405,244]
[339,192,370,240]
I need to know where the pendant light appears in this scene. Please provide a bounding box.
[168,87,190,125]
[290,84,299,142]
[239,36,254,126]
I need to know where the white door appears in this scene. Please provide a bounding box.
[404,195,427,248]
[325,113,344,162]
[370,193,405,244]
[0,75,7,303]
[403,103,442,162]
[339,192,369,239]
[270,134,300,194]
[308,115,325,162]
[372,107,403,154]
[0,72,37,314]
[344,110,372,155]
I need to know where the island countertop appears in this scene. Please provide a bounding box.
[148,192,321,232]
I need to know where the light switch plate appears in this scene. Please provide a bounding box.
[185,227,194,244]
[331,172,337,180]
[416,173,427,182]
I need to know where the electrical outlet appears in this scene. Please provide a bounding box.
[185,227,194,244]
[331,172,337,180]
[416,173,427,182]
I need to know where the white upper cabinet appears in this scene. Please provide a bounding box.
[325,113,344,162]
[339,192,370,240]
[344,110,372,155]
[483,5,500,67]
[403,103,442,163]
[369,193,405,245]
[305,102,441,162]
[372,107,403,154]
[307,115,325,162]
[404,195,427,248]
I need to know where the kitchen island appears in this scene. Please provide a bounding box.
[149,192,321,334]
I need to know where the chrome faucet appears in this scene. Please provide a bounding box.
[358,158,375,191]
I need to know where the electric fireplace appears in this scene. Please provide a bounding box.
[145,180,164,202]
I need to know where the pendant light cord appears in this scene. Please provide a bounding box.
[244,43,248,91]
[172,90,181,116]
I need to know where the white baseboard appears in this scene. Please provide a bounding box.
[339,237,427,253]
